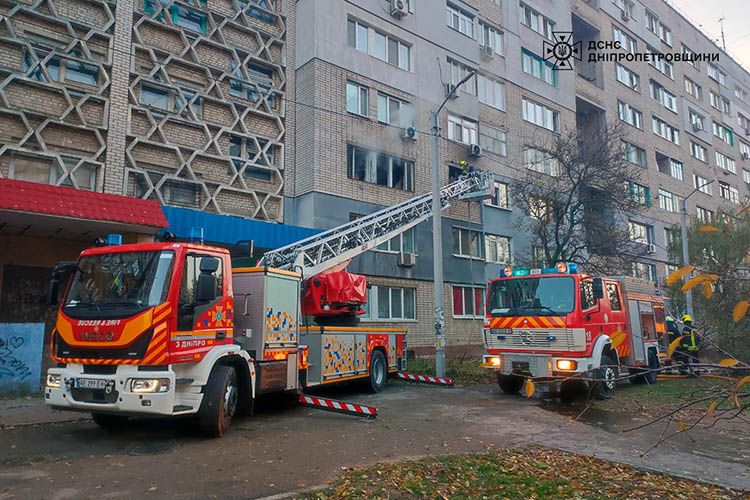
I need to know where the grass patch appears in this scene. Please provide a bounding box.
[404,357,496,386]
[300,446,740,500]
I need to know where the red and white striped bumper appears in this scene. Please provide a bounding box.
[299,395,378,419]
[396,372,453,386]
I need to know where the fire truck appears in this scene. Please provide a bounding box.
[482,263,667,398]
[44,171,490,436]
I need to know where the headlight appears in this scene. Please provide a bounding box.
[129,378,170,393]
[46,374,61,388]
[556,359,577,371]
[489,356,502,367]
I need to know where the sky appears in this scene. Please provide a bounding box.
[668,0,750,69]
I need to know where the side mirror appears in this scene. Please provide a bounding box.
[47,277,60,306]
[593,278,605,301]
[196,273,217,303]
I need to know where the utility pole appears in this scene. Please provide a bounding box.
[680,179,715,319]
[432,70,475,378]
[719,16,726,51]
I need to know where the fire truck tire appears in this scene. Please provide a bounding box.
[367,350,387,393]
[199,365,238,438]
[595,354,618,400]
[91,412,128,429]
[497,374,525,395]
[644,349,659,385]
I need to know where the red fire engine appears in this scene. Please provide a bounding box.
[482,263,667,398]
[44,172,490,436]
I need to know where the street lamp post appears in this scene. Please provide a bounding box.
[679,179,715,318]
[431,71,475,378]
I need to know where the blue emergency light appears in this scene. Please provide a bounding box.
[106,233,123,245]
[501,262,578,278]
[189,227,204,245]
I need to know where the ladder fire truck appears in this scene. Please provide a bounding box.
[481,263,667,398]
[44,171,490,436]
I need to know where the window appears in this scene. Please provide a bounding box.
[621,141,646,167]
[524,147,559,176]
[665,228,680,248]
[720,96,731,114]
[658,22,671,46]
[693,174,713,195]
[447,3,475,38]
[347,20,410,70]
[606,282,622,311]
[618,100,642,128]
[627,181,651,206]
[709,90,720,110]
[656,153,683,181]
[477,75,505,110]
[485,180,509,208]
[448,59,477,95]
[346,82,368,117]
[632,262,657,282]
[522,98,559,132]
[230,61,276,106]
[376,227,415,253]
[177,254,223,331]
[628,221,653,244]
[479,125,507,156]
[739,113,750,131]
[615,64,639,91]
[736,86,749,102]
[520,2,554,39]
[652,116,679,145]
[362,286,416,320]
[146,1,208,34]
[696,206,714,224]
[452,285,485,318]
[690,141,707,162]
[25,53,99,86]
[658,188,678,212]
[649,80,676,112]
[713,121,734,145]
[580,280,596,310]
[715,151,736,174]
[708,64,726,85]
[11,154,96,191]
[682,44,699,70]
[689,109,705,131]
[377,93,412,127]
[719,181,740,204]
[740,140,750,159]
[346,144,414,191]
[744,169,750,184]
[613,0,635,18]
[485,234,511,264]
[646,10,658,34]
[452,227,482,258]
[684,77,702,100]
[141,85,170,111]
[521,49,556,86]
[447,114,478,145]
[612,25,636,54]
[241,0,276,23]
[646,45,673,79]
[479,22,503,55]
[229,135,274,182]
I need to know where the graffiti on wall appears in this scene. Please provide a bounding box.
[0,323,44,394]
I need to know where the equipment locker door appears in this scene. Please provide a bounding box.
[627,300,646,363]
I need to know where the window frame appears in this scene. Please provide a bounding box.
[451,285,486,319]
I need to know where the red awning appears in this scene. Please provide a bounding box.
[0,178,167,229]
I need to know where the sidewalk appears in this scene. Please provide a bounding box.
[0,396,85,427]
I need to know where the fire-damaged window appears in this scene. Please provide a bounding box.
[177,254,224,331]
[347,144,414,191]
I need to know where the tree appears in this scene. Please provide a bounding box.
[511,120,647,274]
[666,207,750,362]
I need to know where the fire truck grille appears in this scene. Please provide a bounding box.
[484,328,584,351]
[53,330,153,360]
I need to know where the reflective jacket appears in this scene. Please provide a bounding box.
[681,324,700,351]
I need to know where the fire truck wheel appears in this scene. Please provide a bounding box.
[367,350,387,393]
[497,374,524,395]
[644,349,659,385]
[595,354,618,400]
[199,365,238,438]
[91,412,128,429]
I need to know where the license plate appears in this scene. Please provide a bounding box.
[75,378,108,389]
[512,361,530,373]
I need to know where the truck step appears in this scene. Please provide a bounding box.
[396,372,453,386]
[299,395,377,420]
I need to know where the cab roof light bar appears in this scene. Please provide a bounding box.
[501,262,577,278]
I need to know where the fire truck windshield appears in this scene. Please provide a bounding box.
[487,276,574,317]
[63,251,175,316]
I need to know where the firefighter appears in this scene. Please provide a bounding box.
[666,316,681,343]
[677,315,701,377]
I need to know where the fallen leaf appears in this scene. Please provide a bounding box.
[148,487,157,492]
[733,302,749,323]
[719,358,741,367]
[698,225,718,232]
[525,380,535,398]
[736,375,750,389]
[678,421,686,432]
[702,281,712,299]
[705,400,719,419]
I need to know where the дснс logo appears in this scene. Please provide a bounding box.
[543,32,582,70]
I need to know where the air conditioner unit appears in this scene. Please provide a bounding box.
[445,83,459,98]
[399,251,416,267]
[469,144,482,157]
[402,126,417,141]
[692,122,702,132]
[480,45,494,60]
[390,0,408,18]
[743,152,750,160]
[646,243,657,254]
[621,10,630,21]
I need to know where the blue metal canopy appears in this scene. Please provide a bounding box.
[159,206,320,249]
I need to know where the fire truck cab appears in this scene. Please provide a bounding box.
[482,263,665,398]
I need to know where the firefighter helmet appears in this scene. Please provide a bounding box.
[665,316,674,322]
[681,314,693,323]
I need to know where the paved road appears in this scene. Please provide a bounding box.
[1,382,748,499]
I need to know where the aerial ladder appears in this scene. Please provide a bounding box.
[259,170,491,321]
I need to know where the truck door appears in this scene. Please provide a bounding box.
[580,278,607,343]
[176,253,225,333]
[604,281,627,337]
[627,300,646,364]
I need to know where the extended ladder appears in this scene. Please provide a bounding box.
[259,171,491,276]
